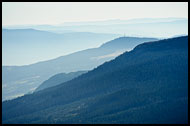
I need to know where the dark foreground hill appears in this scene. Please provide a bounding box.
[2,36,188,124]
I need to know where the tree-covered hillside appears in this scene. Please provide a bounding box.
[2,36,188,124]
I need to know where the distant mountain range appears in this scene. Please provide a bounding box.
[61,17,187,26]
[3,18,188,37]
[2,37,157,101]
[35,71,87,92]
[2,36,188,124]
[2,28,120,65]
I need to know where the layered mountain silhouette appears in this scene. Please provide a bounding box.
[2,36,188,124]
[2,37,157,101]
[2,28,120,65]
[3,18,187,38]
[59,19,188,38]
[35,71,87,92]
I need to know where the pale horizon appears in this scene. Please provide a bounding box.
[2,17,188,27]
[2,2,188,26]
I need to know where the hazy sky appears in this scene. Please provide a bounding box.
[2,2,188,66]
[2,2,188,26]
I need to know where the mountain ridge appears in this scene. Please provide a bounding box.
[2,36,157,101]
[2,36,188,124]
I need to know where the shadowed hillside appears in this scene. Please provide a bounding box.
[2,36,188,124]
[2,37,157,101]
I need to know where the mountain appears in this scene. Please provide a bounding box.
[61,18,187,26]
[2,36,188,124]
[35,71,87,92]
[3,18,187,37]
[2,28,120,65]
[2,37,157,101]
[58,20,187,38]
